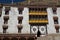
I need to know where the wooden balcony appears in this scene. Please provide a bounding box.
[29,19,48,24]
[29,11,47,15]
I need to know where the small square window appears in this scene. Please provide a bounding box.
[18,20,22,24]
[4,20,8,24]
[5,11,9,15]
[19,10,22,14]
[53,16,58,24]
[54,20,58,24]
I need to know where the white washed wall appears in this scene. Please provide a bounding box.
[22,7,30,34]
[47,8,56,34]
[0,7,60,34]
[57,8,60,33]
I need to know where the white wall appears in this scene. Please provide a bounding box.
[7,7,18,33]
[22,7,30,34]
[47,8,56,34]
[0,7,60,34]
[57,8,60,33]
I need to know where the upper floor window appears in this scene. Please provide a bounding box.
[5,10,9,15]
[53,16,58,24]
[3,16,9,24]
[5,7,10,15]
[52,8,57,14]
[3,24,8,33]
[18,10,22,14]
[18,20,22,24]
[18,16,23,24]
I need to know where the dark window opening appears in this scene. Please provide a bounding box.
[3,25,8,33]
[53,10,56,14]
[19,10,22,14]
[52,8,57,14]
[55,26,59,33]
[3,16,9,24]
[18,27,22,33]
[53,17,58,24]
[17,24,23,33]
[18,8,23,14]
[18,20,22,24]
[5,11,9,15]
[3,29,6,33]
[54,20,58,24]
[4,20,8,24]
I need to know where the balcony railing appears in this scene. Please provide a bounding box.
[29,19,48,23]
[29,11,47,15]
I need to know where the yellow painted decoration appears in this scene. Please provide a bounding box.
[29,11,47,15]
[29,19,48,23]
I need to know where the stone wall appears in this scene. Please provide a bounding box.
[37,34,60,40]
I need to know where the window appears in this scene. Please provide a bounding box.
[3,16,9,24]
[53,16,58,24]
[19,10,22,14]
[3,25,8,33]
[4,20,8,24]
[18,16,23,24]
[18,8,23,14]
[5,7,10,15]
[55,25,59,33]
[17,24,23,33]
[54,20,58,24]
[52,8,57,14]
[5,10,9,15]
[18,20,22,24]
